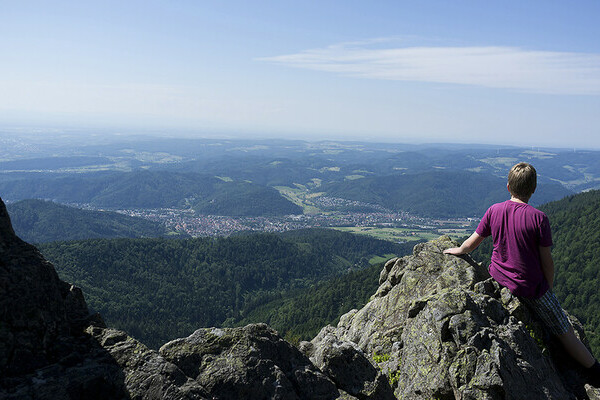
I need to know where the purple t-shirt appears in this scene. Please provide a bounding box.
[476,200,553,299]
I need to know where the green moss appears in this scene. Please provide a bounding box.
[389,370,401,387]
[372,352,404,388]
[526,324,546,352]
[372,352,391,363]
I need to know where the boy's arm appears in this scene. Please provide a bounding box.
[539,246,554,289]
[443,232,485,256]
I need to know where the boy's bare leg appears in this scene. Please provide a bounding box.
[557,326,596,368]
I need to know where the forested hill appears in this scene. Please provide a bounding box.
[0,170,302,216]
[539,190,600,354]
[319,170,572,217]
[38,228,413,348]
[7,199,182,243]
[230,262,385,343]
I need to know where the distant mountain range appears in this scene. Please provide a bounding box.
[1,138,598,218]
[0,170,302,216]
[0,169,574,219]
[7,199,183,243]
[319,170,572,218]
[2,137,600,189]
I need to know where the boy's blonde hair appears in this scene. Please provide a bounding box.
[508,162,537,200]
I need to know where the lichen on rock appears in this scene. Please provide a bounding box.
[159,323,339,400]
[305,236,598,399]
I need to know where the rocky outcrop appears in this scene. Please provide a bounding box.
[300,327,395,400]
[303,236,600,400]
[0,197,91,377]
[0,197,207,400]
[159,324,339,400]
[84,326,207,399]
[2,193,600,399]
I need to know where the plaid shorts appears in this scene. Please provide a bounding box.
[520,290,571,336]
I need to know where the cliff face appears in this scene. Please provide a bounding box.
[1,196,599,399]
[0,197,207,400]
[0,197,90,375]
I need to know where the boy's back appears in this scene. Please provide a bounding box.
[476,199,552,299]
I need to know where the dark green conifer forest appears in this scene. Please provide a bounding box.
[7,199,180,243]
[39,229,414,348]
[230,262,384,344]
[541,191,600,355]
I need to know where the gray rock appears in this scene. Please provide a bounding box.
[305,328,395,400]
[1,196,207,399]
[309,236,595,399]
[87,326,208,400]
[0,197,91,377]
[1,326,208,400]
[159,323,339,400]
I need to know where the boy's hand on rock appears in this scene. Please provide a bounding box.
[443,247,463,256]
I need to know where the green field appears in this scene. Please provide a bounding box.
[438,228,471,240]
[274,185,323,215]
[368,253,398,265]
[331,226,438,243]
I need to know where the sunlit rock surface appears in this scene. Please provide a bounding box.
[304,236,600,400]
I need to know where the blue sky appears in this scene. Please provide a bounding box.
[1,1,600,148]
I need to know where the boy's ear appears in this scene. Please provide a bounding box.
[507,183,510,192]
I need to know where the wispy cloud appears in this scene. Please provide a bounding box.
[259,40,600,95]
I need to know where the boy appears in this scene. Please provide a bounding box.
[443,162,600,386]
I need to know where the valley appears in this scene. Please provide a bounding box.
[2,135,600,361]
[81,201,473,242]
[1,136,592,245]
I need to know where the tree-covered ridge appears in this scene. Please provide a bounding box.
[7,199,181,243]
[0,170,302,216]
[230,262,385,344]
[318,171,572,218]
[0,155,112,170]
[539,190,600,355]
[4,137,600,190]
[38,228,410,348]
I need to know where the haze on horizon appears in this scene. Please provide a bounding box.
[2,1,600,149]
